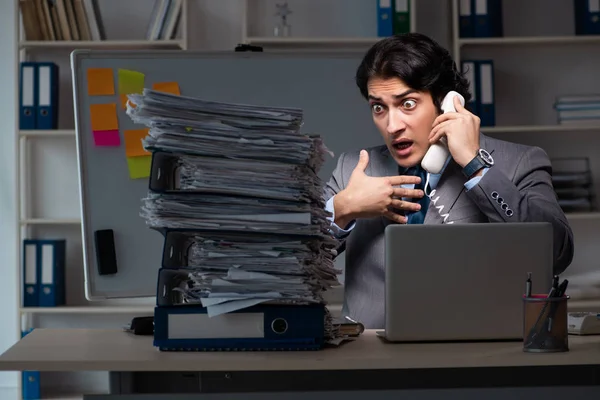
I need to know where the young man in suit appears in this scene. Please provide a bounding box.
[323,33,574,329]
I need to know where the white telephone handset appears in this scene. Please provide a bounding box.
[420,91,465,174]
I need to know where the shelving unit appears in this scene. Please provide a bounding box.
[14,0,188,398]
[449,0,600,312]
[19,39,186,50]
[241,0,418,49]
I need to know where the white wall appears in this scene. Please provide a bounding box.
[0,0,19,389]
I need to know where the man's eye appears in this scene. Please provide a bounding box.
[371,104,384,113]
[402,99,417,109]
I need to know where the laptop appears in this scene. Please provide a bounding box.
[378,222,554,342]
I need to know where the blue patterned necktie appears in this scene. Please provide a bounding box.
[406,166,430,224]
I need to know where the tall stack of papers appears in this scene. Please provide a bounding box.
[125,89,344,347]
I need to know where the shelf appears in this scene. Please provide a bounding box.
[245,36,383,47]
[568,299,600,312]
[20,306,153,314]
[481,124,600,133]
[19,39,185,50]
[20,218,81,225]
[19,129,75,137]
[565,212,600,220]
[459,35,600,46]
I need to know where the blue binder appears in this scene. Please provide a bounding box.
[152,227,328,351]
[153,303,326,351]
[477,60,496,127]
[36,62,59,130]
[21,329,41,400]
[34,239,66,307]
[575,0,600,35]
[461,60,479,116]
[19,62,37,130]
[474,0,503,37]
[459,0,475,37]
[377,0,393,37]
[22,240,39,307]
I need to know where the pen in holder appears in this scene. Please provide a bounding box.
[522,294,569,353]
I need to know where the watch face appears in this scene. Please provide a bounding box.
[478,149,494,165]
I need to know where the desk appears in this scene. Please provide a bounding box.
[0,329,600,399]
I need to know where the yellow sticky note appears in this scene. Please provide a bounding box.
[118,69,145,95]
[87,68,114,95]
[152,82,180,95]
[127,155,152,179]
[90,103,118,131]
[124,129,150,157]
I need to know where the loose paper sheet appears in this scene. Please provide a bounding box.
[118,69,145,95]
[90,103,118,131]
[87,68,114,96]
[93,129,120,146]
[126,155,152,179]
[124,128,150,157]
[120,94,136,110]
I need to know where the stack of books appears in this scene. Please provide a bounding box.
[125,89,345,351]
[551,157,596,213]
[554,94,600,126]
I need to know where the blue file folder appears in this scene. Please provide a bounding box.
[21,329,41,400]
[19,62,37,130]
[459,0,475,37]
[477,60,496,127]
[22,240,39,307]
[154,303,326,351]
[461,60,479,116]
[474,0,503,37]
[24,239,66,307]
[575,0,600,35]
[377,0,394,37]
[36,62,59,130]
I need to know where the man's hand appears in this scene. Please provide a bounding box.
[334,150,424,227]
[429,95,481,168]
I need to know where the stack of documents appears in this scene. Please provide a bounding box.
[126,89,343,344]
[554,94,600,126]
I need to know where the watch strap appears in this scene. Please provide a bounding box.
[462,154,486,178]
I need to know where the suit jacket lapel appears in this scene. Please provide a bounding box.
[424,134,495,224]
[372,145,400,177]
[423,160,465,224]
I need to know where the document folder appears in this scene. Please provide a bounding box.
[19,62,37,130]
[153,303,326,351]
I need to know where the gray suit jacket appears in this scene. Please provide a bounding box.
[323,134,574,329]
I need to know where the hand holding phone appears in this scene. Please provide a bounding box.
[421,91,465,174]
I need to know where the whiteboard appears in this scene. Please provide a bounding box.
[70,49,382,300]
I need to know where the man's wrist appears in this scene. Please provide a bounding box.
[468,168,484,180]
[462,148,494,178]
[456,147,480,168]
[333,190,356,229]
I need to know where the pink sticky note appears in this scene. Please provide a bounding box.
[93,129,121,146]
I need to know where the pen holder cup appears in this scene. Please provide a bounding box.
[522,294,569,353]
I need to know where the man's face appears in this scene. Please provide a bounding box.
[367,76,440,169]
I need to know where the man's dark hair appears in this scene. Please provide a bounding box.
[355,33,472,112]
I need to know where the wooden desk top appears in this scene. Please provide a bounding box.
[0,329,599,372]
